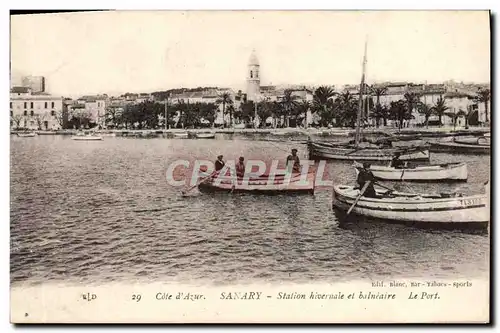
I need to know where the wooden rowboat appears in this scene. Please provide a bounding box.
[353,161,468,182]
[17,132,37,137]
[332,184,489,228]
[429,141,490,154]
[198,170,316,195]
[308,141,430,162]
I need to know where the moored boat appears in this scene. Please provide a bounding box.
[71,133,103,141]
[195,132,215,139]
[17,132,37,137]
[353,161,468,182]
[308,141,430,162]
[453,136,490,146]
[332,184,489,228]
[429,141,490,154]
[173,131,189,139]
[198,170,316,195]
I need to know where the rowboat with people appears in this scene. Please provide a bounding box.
[332,182,489,229]
[353,161,468,182]
[197,169,316,195]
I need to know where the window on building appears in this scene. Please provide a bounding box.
[51,111,55,116]
[256,70,259,78]
[30,102,33,109]
[10,102,12,108]
[51,102,54,108]
[10,111,13,117]
[30,111,34,117]
[45,102,48,108]
[250,71,253,78]
[24,102,27,108]
[23,110,27,116]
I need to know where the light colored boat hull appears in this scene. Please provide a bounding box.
[173,133,189,138]
[309,143,430,161]
[17,133,37,137]
[366,163,468,181]
[332,185,489,225]
[196,133,215,139]
[199,172,315,194]
[71,136,103,141]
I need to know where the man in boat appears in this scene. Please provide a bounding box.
[390,152,406,169]
[215,155,225,171]
[235,156,245,178]
[356,162,377,198]
[286,148,301,173]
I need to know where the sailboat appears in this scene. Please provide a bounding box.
[308,41,430,162]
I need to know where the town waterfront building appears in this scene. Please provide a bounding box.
[10,86,64,130]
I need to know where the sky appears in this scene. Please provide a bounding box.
[10,10,491,97]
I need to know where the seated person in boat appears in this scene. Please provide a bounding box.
[286,148,301,173]
[390,152,406,169]
[356,162,377,198]
[215,155,225,171]
[236,157,245,178]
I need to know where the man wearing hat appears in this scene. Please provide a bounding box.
[286,148,301,173]
[215,155,225,171]
[355,162,377,198]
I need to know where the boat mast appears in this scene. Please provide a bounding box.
[355,39,368,147]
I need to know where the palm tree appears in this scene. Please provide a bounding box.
[292,100,310,128]
[417,102,434,128]
[474,88,490,123]
[371,104,390,128]
[403,92,420,127]
[445,109,467,131]
[216,92,234,128]
[369,85,388,126]
[389,100,413,131]
[280,90,300,127]
[336,91,358,128]
[432,95,449,127]
[312,86,336,126]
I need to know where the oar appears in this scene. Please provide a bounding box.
[181,172,216,195]
[345,181,371,217]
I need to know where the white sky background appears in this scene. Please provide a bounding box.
[10,10,490,97]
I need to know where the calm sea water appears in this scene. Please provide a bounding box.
[10,134,490,286]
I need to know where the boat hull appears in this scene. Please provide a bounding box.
[308,143,430,162]
[173,133,189,138]
[429,142,490,154]
[332,185,489,227]
[365,162,468,182]
[71,136,103,141]
[198,172,315,195]
[195,133,215,139]
[17,133,37,137]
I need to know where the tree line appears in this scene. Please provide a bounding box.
[49,85,491,130]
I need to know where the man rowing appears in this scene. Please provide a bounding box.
[286,148,301,173]
[355,162,377,198]
[215,155,225,171]
[236,156,245,178]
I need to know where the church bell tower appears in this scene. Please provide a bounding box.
[246,49,260,102]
